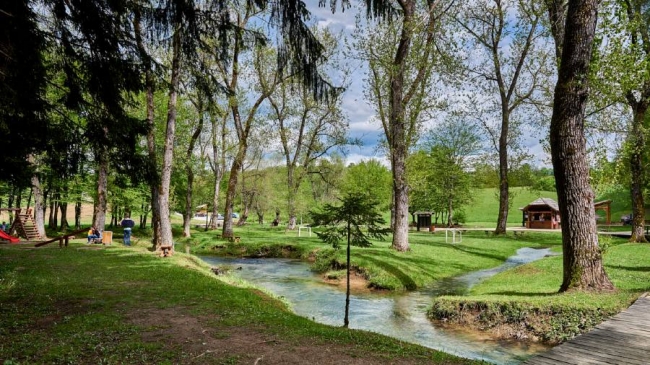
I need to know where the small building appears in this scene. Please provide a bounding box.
[520,198,561,229]
[414,211,433,231]
[594,200,612,225]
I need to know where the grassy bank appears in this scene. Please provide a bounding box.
[184,225,562,291]
[429,237,650,344]
[0,243,480,364]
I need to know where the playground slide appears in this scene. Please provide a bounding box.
[0,230,20,243]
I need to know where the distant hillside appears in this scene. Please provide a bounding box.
[463,186,646,227]
[463,187,557,227]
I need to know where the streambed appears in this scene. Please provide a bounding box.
[200,247,553,364]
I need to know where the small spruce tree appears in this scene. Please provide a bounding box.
[310,194,391,327]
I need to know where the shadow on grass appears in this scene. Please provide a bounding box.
[485,291,557,297]
[355,254,417,290]
[606,264,650,272]
[425,241,509,262]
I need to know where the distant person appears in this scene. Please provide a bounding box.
[121,215,135,246]
[87,226,99,243]
[1,221,6,232]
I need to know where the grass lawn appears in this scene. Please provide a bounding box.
[463,187,557,227]
[0,242,480,365]
[429,236,650,343]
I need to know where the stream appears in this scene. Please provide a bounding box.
[200,247,553,364]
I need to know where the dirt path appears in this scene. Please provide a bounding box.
[127,307,442,365]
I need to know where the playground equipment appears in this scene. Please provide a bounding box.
[0,208,42,241]
[0,230,20,243]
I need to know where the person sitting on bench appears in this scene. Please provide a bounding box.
[87,226,99,243]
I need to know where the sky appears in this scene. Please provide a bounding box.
[301,1,554,168]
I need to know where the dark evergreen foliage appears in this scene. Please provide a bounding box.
[0,1,48,185]
[310,194,391,248]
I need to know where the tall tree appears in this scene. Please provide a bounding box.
[269,74,348,230]
[421,119,482,226]
[550,0,614,291]
[456,0,552,234]
[594,0,650,243]
[348,0,453,251]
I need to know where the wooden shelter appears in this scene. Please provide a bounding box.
[520,198,561,229]
[414,211,433,231]
[594,200,612,225]
[520,198,613,229]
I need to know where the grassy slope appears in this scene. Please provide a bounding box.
[463,187,557,227]
[464,187,649,226]
[0,244,478,364]
[430,237,650,342]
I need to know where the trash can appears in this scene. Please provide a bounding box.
[102,231,113,245]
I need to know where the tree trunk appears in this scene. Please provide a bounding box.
[183,101,203,237]
[447,197,454,227]
[495,162,509,233]
[93,155,108,231]
[209,178,222,229]
[158,27,182,249]
[344,220,351,328]
[75,199,81,229]
[628,104,647,243]
[388,1,415,252]
[222,145,246,238]
[135,11,161,248]
[550,0,614,292]
[31,172,46,238]
[545,0,567,61]
[209,114,225,230]
[59,202,69,231]
[287,167,297,230]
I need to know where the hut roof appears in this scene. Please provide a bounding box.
[521,197,560,212]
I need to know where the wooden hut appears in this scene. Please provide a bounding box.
[414,211,433,231]
[520,198,561,229]
[594,200,612,225]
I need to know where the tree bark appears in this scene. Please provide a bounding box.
[550,0,614,292]
[628,104,648,243]
[182,100,204,237]
[545,0,567,61]
[157,27,182,249]
[93,155,108,231]
[59,202,69,231]
[75,199,81,229]
[209,114,226,230]
[134,10,161,247]
[389,1,415,252]
[223,144,246,238]
[31,172,46,238]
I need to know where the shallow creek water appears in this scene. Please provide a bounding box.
[200,247,553,364]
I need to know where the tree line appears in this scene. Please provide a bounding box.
[2,0,649,293]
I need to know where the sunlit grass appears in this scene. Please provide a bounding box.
[0,243,478,364]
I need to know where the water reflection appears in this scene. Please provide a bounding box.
[201,247,553,364]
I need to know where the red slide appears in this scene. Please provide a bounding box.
[0,230,20,243]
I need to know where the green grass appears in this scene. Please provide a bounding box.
[463,187,557,227]
[429,236,650,343]
[0,244,479,364]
